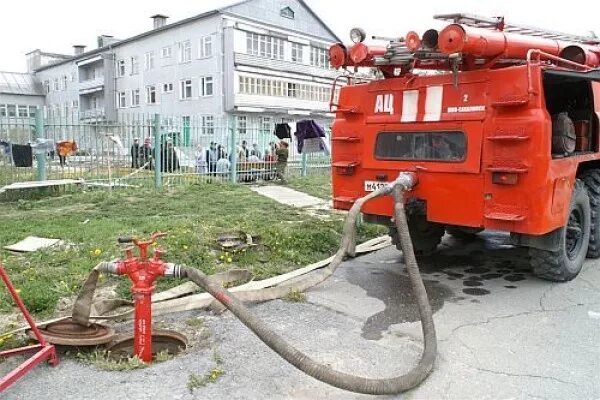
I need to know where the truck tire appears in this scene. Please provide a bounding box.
[529,180,590,282]
[389,201,444,255]
[445,226,484,240]
[582,169,600,258]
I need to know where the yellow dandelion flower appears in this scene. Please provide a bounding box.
[94,249,102,256]
[227,258,232,263]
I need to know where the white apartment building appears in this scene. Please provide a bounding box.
[20,0,340,136]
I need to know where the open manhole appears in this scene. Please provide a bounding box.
[30,317,116,346]
[106,329,188,361]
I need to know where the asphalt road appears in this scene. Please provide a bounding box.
[2,232,600,399]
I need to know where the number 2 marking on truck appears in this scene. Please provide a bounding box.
[374,94,394,115]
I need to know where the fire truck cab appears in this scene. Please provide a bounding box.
[329,14,600,282]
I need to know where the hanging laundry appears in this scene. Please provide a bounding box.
[294,120,326,153]
[0,141,11,156]
[11,144,33,167]
[274,123,292,139]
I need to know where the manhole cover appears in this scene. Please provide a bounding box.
[30,318,116,346]
[106,329,187,361]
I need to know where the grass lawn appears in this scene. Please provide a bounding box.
[0,178,383,318]
[287,174,332,200]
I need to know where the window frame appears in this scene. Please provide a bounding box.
[145,85,157,104]
[144,51,155,70]
[374,131,468,163]
[131,89,140,107]
[200,76,214,97]
[199,35,213,58]
[130,56,139,75]
[179,40,192,63]
[180,79,193,100]
[117,60,126,77]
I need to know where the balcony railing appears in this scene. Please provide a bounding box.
[80,107,105,119]
[79,77,105,92]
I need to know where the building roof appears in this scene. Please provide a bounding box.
[34,0,340,72]
[0,71,44,96]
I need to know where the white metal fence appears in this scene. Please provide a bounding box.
[0,109,331,190]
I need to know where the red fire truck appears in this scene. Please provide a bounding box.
[329,13,600,282]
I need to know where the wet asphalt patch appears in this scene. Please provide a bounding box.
[350,232,537,340]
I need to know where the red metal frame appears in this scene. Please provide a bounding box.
[0,264,58,393]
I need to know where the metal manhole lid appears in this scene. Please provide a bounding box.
[29,317,116,346]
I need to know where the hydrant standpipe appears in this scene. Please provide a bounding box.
[101,233,178,362]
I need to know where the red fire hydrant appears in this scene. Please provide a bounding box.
[104,232,178,363]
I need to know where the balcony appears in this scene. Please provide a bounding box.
[80,107,105,120]
[234,53,339,79]
[79,77,105,93]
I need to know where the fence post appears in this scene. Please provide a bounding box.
[34,109,47,181]
[301,152,308,177]
[229,116,237,184]
[153,114,162,189]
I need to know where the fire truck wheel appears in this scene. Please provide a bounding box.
[390,203,445,255]
[445,226,484,240]
[582,169,600,258]
[529,180,591,282]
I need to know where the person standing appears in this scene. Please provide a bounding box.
[161,138,180,173]
[141,137,153,170]
[207,142,218,175]
[195,144,207,175]
[131,138,141,168]
[275,141,289,184]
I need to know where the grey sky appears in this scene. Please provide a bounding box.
[1,0,598,72]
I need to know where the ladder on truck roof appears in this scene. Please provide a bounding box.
[434,13,600,45]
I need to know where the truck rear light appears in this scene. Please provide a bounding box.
[332,161,360,176]
[492,172,519,185]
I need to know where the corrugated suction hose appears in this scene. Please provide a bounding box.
[179,173,437,395]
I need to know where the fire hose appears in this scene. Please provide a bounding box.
[71,172,437,395]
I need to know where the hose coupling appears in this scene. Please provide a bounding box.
[164,263,184,279]
[394,172,418,191]
[96,261,119,275]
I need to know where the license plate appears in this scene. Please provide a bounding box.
[364,180,390,192]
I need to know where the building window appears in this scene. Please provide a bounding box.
[260,117,272,134]
[117,60,126,77]
[131,89,140,107]
[62,75,68,89]
[238,75,329,102]
[161,46,172,58]
[131,56,139,75]
[145,85,157,104]
[54,78,60,91]
[180,79,193,100]
[199,36,213,58]
[202,115,215,135]
[311,47,330,68]
[237,116,247,135]
[7,105,16,117]
[162,83,173,93]
[18,105,29,118]
[280,7,295,19]
[144,51,155,70]
[179,40,192,63]
[246,33,284,60]
[44,80,50,93]
[117,91,127,108]
[200,76,213,97]
[28,106,38,117]
[0,105,6,117]
[287,82,297,98]
[71,100,78,108]
[291,43,304,63]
